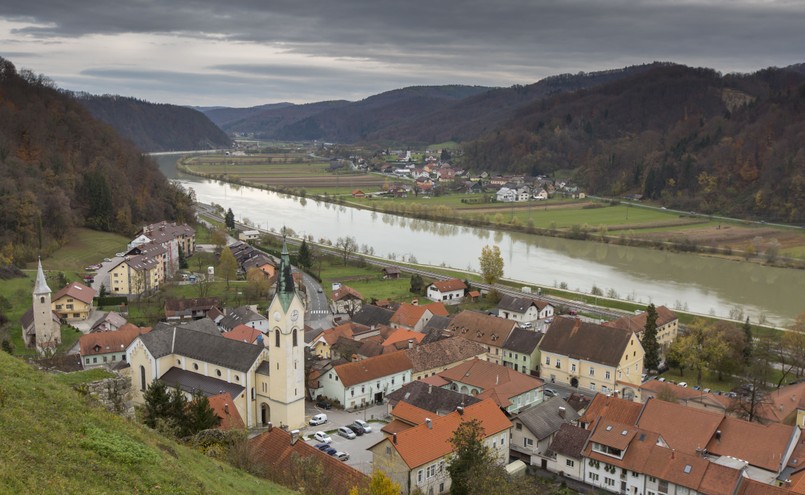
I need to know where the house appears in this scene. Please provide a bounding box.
[351,304,395,328]
[238,230,261,241]
[382,266,401,279]
[539,317,644,399]
[51,281,96,321]
[123,242,169,281]
[444,311,518,365]
[510,396,581,465]
[164,297,222,321]
[496,187,516,202]
[603,305,679,354]
[425,278,466,304]
[437,358,544,414]
[405,336,488,381]
[207,392,245,430]
[308,322,375,359]
[502,327,542,374]
[544,423,589,481]
[639,380,730,414]
[250,425,368,494]
[368,399,512,495]
[390,302,449,332]
[218,305,269,333]
[352,189,366,198]
[385,381,481,417]
[315,351,413,410]
[223,324,266,346]
[130,221,195,277]
[108,254,162,295]
[330,285,364,315]
[80,323,150,368]
[496,294,554,323]
[89,311,127,333]
[515,186,531,202]
[532,189,548,200]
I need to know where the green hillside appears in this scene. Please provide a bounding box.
[0,351,294,494]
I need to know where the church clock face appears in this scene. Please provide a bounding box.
[273,311,281,322]
[291,309,299,322]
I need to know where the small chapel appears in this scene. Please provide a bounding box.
[20,259,62,355]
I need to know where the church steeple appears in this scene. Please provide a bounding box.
[33,257,51,295]
[276,236,296,311]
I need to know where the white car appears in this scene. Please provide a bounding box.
[353,419,372,433]
[313,431,331,444]
[309,413,327,426]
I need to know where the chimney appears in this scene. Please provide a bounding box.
[408,339,414,349]
[558,406,566,419]
[671,449,675,459]
[268,422,273,432]
[715,430,721,441]
[428,384,433,394]
[425,418,432,429]
[496,375,499,385]
[290,429,300,445]
[457,406,464,415]
[412,298,418,306]
[393,433,397,444]
[224,403,229,415]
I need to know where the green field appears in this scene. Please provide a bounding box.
[0,351,292,494]
[38,228,129,275]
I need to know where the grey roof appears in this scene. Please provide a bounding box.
[34,258,50,295]
[91,311,128,331]
[496,294,537,314]
[138,323,263,373]
[547,423,590,460]
[513,396,580,441]
[219,306,266,331]
[423,315,451,333]
[385,381,481,414]
[350,305,394,327]
[256,361,271,376]
[159,367,246,398]
[539,317,635,367]
[503,328,543,354]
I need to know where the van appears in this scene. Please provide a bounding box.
[309,413,327,426]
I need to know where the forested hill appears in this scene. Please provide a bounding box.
[0,57,194,264]
[463,64,805,223]
[76,94,232,152]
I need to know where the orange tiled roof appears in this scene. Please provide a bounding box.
[53,281,96,304]
[332,285,364,302]
[390,302,447,328]
[430,278,467,293]
[79,324,150,356]
[390,400,433,426]
[333,350,413,387]
[604,305,678,332]
[636,398,723,454]
[438,358,543,408]
[208,392,245,430]
[383,328,425,347]
[223,324,263,345]
[705,416,796,472]
[446,311,517,348]
[578,394,642,428]
[382,398,511,469]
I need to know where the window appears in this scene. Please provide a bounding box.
[500,433,506,445]
[93,357,97,363]
[275,330,280,348]
[515,423,522,430]
[85,358,90,364]
[658,480,669,494]
[525,438,533,446]
[590,383,596,391]
[604,477,615,487]
[555,359,561,369]
[417,470,424,484]
[235,375,240,382]
[545,357,550,365]
[139,365,146,391]
[589,367,595,376]
[649,476,657,483]
[40,296,45,303]
[588,473,599,482]
[293,328,298,347]
[177,359,182,365]
[566,459,574,467]
[251,388,255,400]
[571,363,576,372]
[605,370,611,380]
[216,369,222,377]
[193,363,199,370]
[386,446,391,455]
[103,356,107,363]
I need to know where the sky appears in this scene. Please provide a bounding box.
[1,0,804,108]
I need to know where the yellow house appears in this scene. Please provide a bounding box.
[539,317,644,401]
[109,254,162,295]
[52,281,97,321]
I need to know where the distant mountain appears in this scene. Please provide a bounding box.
[201,102,296,129]
[0,57,195,263]
[463,64,805,223]
[76,94,232,152]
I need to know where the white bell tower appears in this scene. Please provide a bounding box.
[32,258,60,355]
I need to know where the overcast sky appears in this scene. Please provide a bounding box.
[2,1,803,107]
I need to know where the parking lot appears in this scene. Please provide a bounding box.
[302,401,389,473]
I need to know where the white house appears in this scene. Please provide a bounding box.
[238,230,261,241]
[426,278,466,303]
[515,186,531,202]
[316,351,413,410]
[532,189,548,200]
[496,187,516,202]
[497,294,554,323]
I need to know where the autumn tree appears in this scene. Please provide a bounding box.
[218,246,238,289]
[478,245,504,285]
[641,304,661,372]
[667,319,731,386]
[447,418,506,495]
[783,312,805,378]
[348,471,401,495]
[211,227,228,253]
[336,236,358,265]
[245,267,270,299]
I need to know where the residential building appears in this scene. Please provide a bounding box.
[437,358,544,414]
[51,281,96,321]
[108,254,162,295]
[80,323,150,368]
[539,317,644,399]
[208,392,245,430]
[496,294,554,323]
[130,221,195,277]
[496,187,516,202]
[604,305,679,354]
[444,311,517,365]
[385,381,481,416]
[390,302,449,332]
[351,304,395,328]
[238,230,261,241]
[382,267,401,279]
[502,327,542,374]
[315,351,413,410]
[544,423,589,481]
[510,396,580,466]
[20,259,61,355]
[218,305,268,333]
[164,297,222,321]
[405,336,487,381]
[330,285,364,315]
[368,399,512,495]
[89,311,127,332]
[639,380,730,414]
[308,322,374,359]
[223,324,266,346]
[425,279,466,304]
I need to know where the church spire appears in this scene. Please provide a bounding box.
[33,257,51,295]
[278,236,295,295]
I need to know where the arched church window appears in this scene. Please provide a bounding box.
[139,365,146,391]
[292,329,298,347]
[40,296,45,304]
[275,329,280,348]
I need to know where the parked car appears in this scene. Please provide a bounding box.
[520,322,532,329]
[313,431,331,444]
[347,424,364,436]
[309,413,327,426]
[322,446,337,456]
[544,317,553,324]
[678,382,688,388]
[315,400,332,410]
[334,451,350,461]
[543,388,557,398]
[314,443,329,451]
[353,419,372,433]
[337,426,356,440]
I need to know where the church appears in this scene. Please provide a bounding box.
[126,239,306,430]
[20,259,61,355]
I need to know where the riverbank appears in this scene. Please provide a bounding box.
[177,159,805,271]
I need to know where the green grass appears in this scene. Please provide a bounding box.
[657,368,739,392]
[0,351,293,494]
[37,228,129,275]
[53,368,115,386]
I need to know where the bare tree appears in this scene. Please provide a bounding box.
[335,236,358,265]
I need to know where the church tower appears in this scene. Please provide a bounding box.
[32,258,60,355]
[265,238,306,430]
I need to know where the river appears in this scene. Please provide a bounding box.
[155,154,805,326]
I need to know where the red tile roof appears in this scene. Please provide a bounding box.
[53,281,96,304]
[604,305,678,332]
[390,302,447,328]
[705,416,796,472]
[446,311,517,348]
[636,398,723,454]
[390,400,433,426]
[332,285,364,302]
[79,324,151,357]
[429,278,467,293]
[379,399,511,469]
[438,358,543,408]
[382,328,425,347]
[208,392,245,430]
[334,350,413,387]
[578,394,642,428]
[223,324,263,345]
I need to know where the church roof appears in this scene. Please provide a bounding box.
[33,258,51,295]
[160,367,246,399]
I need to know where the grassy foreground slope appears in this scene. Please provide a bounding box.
[0,351,293,495]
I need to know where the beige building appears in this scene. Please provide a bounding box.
[539,317,644,400]
[405,336,487,381]
[20,259,61,355]
[109,254,162,296]
[444,311,517,365]
[603,305,679,354]
[52,281,96,321]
